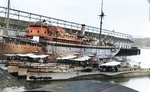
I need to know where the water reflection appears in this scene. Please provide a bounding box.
[15,75,150,92]
[20,80,117,92]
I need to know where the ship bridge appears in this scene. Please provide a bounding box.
[0,6,133,49]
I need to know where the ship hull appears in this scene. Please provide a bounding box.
[0,42,120,59]
[0,42,43,59]
[47,45,120,58]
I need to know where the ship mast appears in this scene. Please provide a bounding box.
[99,0,105,45]
[5,0,10,36]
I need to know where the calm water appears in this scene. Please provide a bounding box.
[1,49,150,92]
[127,49,150,68]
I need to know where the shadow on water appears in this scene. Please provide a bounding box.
[98,75,150,83]
[14,76,51,90]
[22,80,112,92]
[98,77,130,83]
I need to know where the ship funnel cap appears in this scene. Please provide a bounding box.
[81,24,85,36]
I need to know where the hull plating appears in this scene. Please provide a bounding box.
[0,42,42,55]
[47,45,120,58]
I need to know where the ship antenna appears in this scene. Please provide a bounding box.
[5,0,10,36]
[99,0,105,45]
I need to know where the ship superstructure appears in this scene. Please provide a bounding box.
[24,21,120,59]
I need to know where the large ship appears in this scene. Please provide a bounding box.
[0,21,119,59]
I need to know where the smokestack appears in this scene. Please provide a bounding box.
[81,24,85,36]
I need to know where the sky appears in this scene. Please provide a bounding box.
[1,0,150,38]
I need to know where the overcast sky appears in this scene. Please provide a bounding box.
[1,0,150,38]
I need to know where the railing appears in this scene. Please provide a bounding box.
[0,6,132,40]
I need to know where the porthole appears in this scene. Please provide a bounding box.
[44,31,46,34]
[31,30,32,32]
[38,31,39,33]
